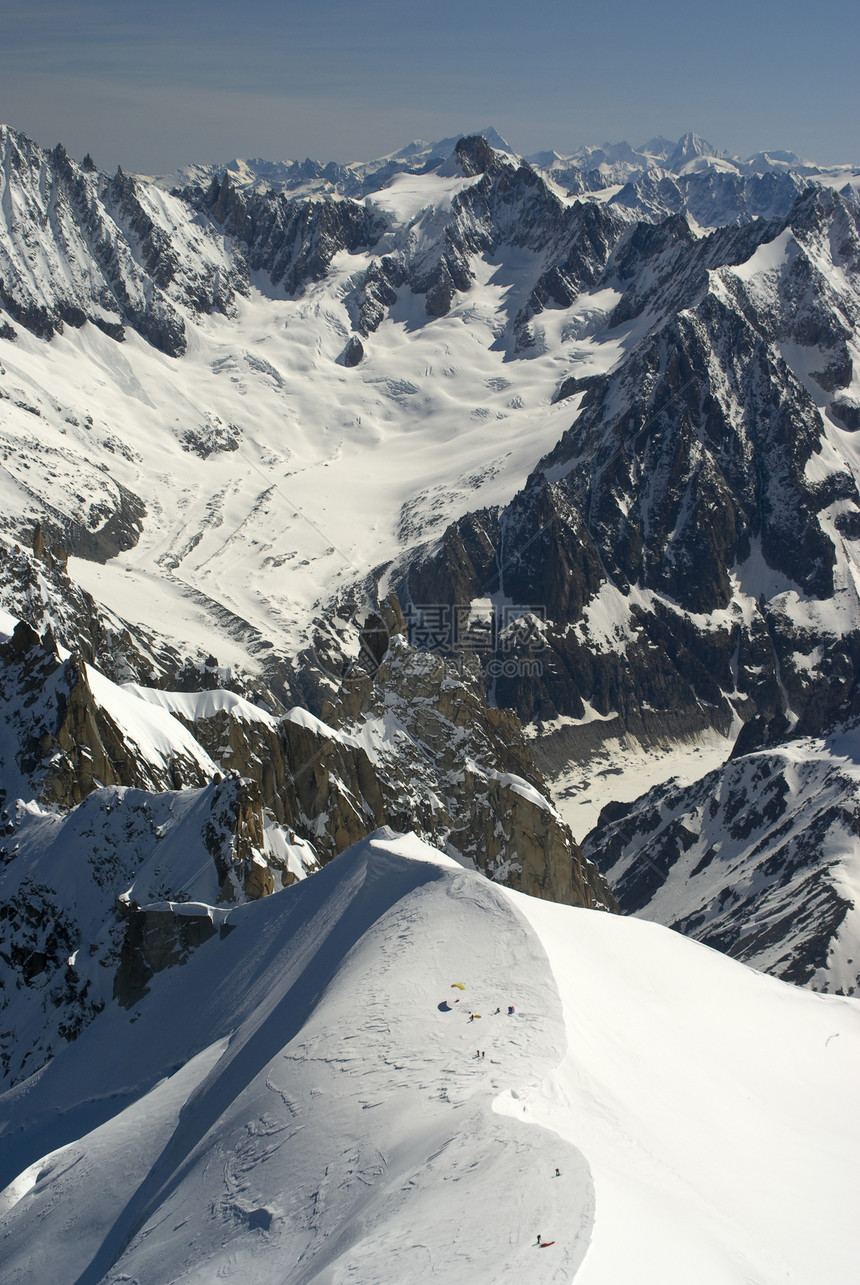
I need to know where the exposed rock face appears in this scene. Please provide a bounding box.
[351,257,406,335]
[188,173,386,297]
[113,901,223,1008]
[298,614,614,908]
[0,775,306,1083]
[0,129,194,354]
[400,184,860,760]
[583,724,860,995]
[203,775,280,900]
[451,134,498,177]
[339,335,365,366]
[164,629,613,908]
[353,642,580,901]
[0,625,212,810]
[172,704,291,819]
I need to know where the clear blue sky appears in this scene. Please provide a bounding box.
[2,0,857,173]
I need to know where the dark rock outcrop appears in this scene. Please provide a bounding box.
[0,126,242,354]
[583,727,860,994]
[400,185,860,758]
[190,173,386,297]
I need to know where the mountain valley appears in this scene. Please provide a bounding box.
[1,121,859,1281]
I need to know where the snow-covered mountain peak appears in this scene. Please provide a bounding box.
[146,127,518,202]
[665,129,719,169]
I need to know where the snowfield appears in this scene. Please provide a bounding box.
[1,830,857,1284]
[0,268,597,673]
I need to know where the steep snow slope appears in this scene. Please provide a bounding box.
[507,890,860,1285]
[0,831,857,1284]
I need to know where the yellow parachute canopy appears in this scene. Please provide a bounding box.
[450,983,465,990]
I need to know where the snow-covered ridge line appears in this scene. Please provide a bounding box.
[86,665,220,778]
[145,125,859,201]
[130,682,281,730]
[0,830,857,1284]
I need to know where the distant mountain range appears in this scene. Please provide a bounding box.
[153,127,857,202]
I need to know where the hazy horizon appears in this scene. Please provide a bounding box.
[2,0,858,174]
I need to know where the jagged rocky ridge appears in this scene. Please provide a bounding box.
[399,182,860,758]
[582,723,860,995]
[164,129,849,229]
[3,125,843,364]
[0,126,244,356]
[179,133,627,347]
